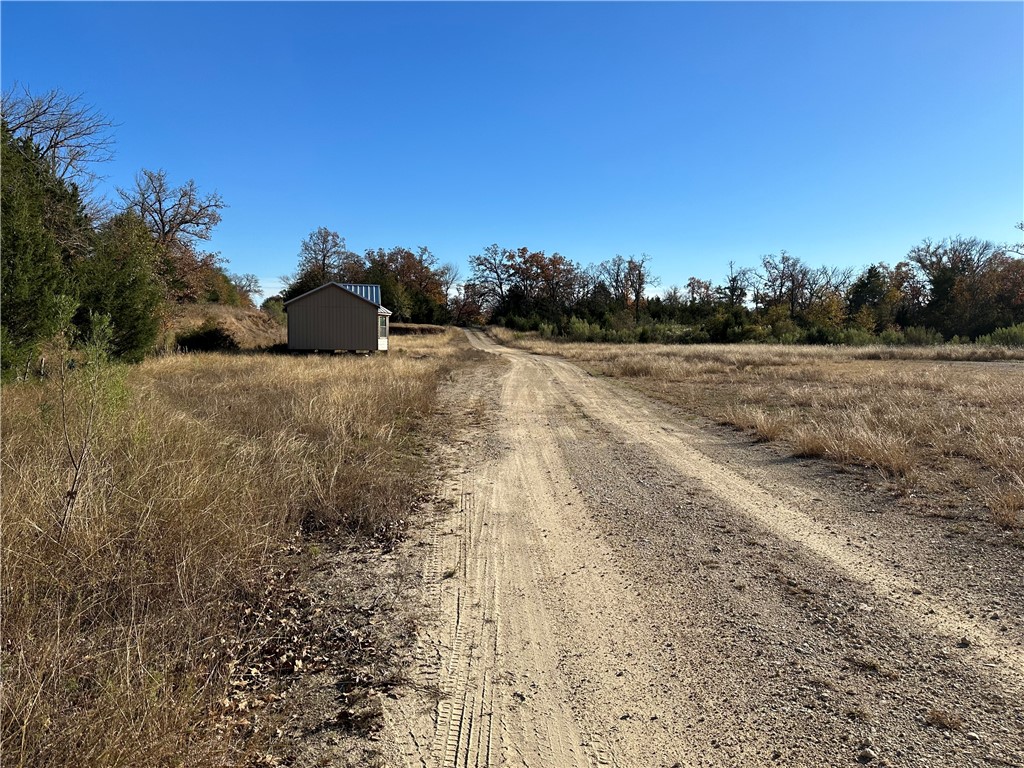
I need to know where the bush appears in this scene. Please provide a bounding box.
[835,328,879,346]
[261,296,286,326]
[977,323,1024,347]
[878,328,906,346]
[175,319,240,352]
[565,316,604,342]
[903,326,944,346]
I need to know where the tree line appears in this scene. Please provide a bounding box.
[275,234,1023,345]
[2,85,257,377]
[454,232,1024,345]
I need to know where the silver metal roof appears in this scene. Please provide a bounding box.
[339,283,381,305]
[284,282,385,308]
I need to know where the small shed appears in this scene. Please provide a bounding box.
[284,282,392,353]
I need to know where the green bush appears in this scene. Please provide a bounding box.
[903,326,944,346]
[835,328,879,346]
[976,322,1024,347]
[878,328,906,345]
[260,296,286,326]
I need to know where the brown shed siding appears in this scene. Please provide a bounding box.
[287,285,378,350]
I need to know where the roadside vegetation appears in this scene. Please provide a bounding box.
[495,330,1024,529]
[468,237,1024,348]
[1,329,477,766]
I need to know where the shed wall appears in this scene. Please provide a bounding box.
[287,286,378,350]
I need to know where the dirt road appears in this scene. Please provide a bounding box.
[384,331,1024,767]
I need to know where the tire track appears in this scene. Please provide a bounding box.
[387,330,1023,767]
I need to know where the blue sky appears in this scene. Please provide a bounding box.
[3,2,1022,299]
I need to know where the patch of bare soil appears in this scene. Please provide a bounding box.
[380,331,1023,767]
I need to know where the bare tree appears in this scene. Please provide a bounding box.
[2,84,116,187]
[624,253,659,320]
[1006,222,1024,257]
[598,254,629,308]
[438,263,461,298]
[230,273,262,301]
[297,226,347,281]
[117,169,225,248]
[756,250,811,314]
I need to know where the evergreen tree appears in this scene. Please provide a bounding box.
[75,212,162,362]
[1,124,74,375]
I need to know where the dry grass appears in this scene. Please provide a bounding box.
[924,708,964,731]
[1,330,474,766]
[494,330,1024,526]
[162,303,286,350]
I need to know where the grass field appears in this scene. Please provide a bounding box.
[1,330,476,766]
[493,330,1024,528]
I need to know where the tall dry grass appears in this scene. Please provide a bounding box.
[1,330,474,766]
[495,330,1024,527]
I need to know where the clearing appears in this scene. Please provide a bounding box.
[380,330,1024,768]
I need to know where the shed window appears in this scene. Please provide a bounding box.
[378,316,388,338]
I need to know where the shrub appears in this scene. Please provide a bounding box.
[175,319,240,352]
[903,326,944,346]
[261,296,287,326]
[977,322,1024,347]
[836,328,879,346]
[878,328,906,346]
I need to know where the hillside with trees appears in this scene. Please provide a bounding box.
[1,86,260,377]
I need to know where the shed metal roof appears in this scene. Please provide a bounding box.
[338,283,380,305]
[283,282,385,308]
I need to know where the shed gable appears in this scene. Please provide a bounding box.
[286,283,379,351]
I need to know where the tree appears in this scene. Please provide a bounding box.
[298,227,347,283]
[228,273,261,306]
[448,282,486,326]
[438,263,461,298]
[907,236,1002,338]
[756,251,811,315]
[624,253,658,321]
[1,124,73,375]
[469,244,514,312]
[718,262,754,309]
[1,84,116,201]
[118,169,225,248]
[117,169,227,301]
[1006,222,1024,257]
[75,212,162,362]
[685,276,714,307]
[846,263,908,332]
[598,254,630,310]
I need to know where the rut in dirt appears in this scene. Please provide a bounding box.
[384,330,1024,768]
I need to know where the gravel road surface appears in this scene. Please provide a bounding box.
[383,331,1023,768]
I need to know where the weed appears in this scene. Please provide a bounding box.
[924,708,964,731]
